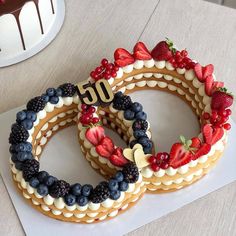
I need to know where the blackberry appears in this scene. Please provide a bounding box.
[26,96,46,113]
[58,83,77,97]
[132,119,148,131]
[9,123,29,144]
[113,95,132,110]
[122,163,139,183]
[22,159,39,181]
[49,180,70,198]
[90,183,110,203]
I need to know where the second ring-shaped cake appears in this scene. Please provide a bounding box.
[78,39,233,193]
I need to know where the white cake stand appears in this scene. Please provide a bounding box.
[0,0,65,67]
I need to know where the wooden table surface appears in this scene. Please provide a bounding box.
[0,0,236,235]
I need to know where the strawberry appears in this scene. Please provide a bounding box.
[133,42,152,60]
[211,127,224,145]
[191,137,201,149]
[192,143,211,160]
[110,147,128,167]
[202,124,213,144]
[211,87,234,110]
[211,81,224,94]
[205,75,214,96]
[85,126,105,146]
[96,137,114,158]
[114,48,135,67]
[194,63,214,82]
[169,136,193,169]
[151,38,175,61]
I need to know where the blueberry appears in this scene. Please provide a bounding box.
[124,109,135,120]
[17,152,33,162]
[81,184,93,197]
[56,88,63,97]
[50,96,59,104]
[135,111,147,120]
[114,91,123,98]
[24,142,32,152]
[71,183,82,196]
[143,146,152,154]
[15,162,23,170]
[110,190,121,200]
[41,94,49,103]
[108,179,119,191]
[37,184,49,196]
[129,140,138,148]
[133,130,147,139]
[26,111,37,122]
[44,175,57,186]
[119,181,129,191]
[9,145,16,154]
[138,137,150,147]
[114,171,124,182]
[46,88,55,97]
[37,171,49,183]
[64,194,76,206]
[77,196,88,206]
[15,143,26,152]
[11,154,18,163]
[29,177,40,188]
[16,111,27,121]
[21,119,33,130]
[130,102,143,113]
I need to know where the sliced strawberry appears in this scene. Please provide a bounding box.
[110,147,128,167]
[211,81,224,94]
[96,137,114,158]
[169,143,192,169]
[211,127,224,145]
[85,126,105,146]
[192,143,211,160]
[194,63,203,81]
[114,48,135,67]
[205,75,214,96]
[133,42,152,60]
[202,124,213,144]
[202,64,214,78]
[191,137,201,149]
[194,63,214,82]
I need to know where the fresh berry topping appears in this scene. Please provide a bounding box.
[211,88,234,111]
[85,126,105,146]
[37,171,49,182]
[16,111,27,122]
[194,63,214,82]
[114,171,124,182]
[37,184,49,196]
[50,96,59,104]
[205,75,214,96]
[44,175,57,187]
[21,119,33,130]
[49,180,70,198]
[149,152,170,171]
[190,137,201,149]
[132,119,148,131]
[202,124,224,145]
[133,130,147,139]
[16,151,33,162]
[135,111,147,120]
[124,109,135,120]
[114,48,135,67]
[77,196,88,206]
[130,102,143,113]
[122,163,139,183]
[81,184,93,197]
[119,181,129,191]
[64,194,76,206]
[96,137,115,158]
[29,177,40,188]
[90,183,110,203]
[129,140,138,148]
[58,83,77,97]
[113,94,132,110]
[110,190,121,200]
[71,183,82,196]
[169,136,193,169]
[203,112,210,120]
[192,143,211,160]
[26,96,46,112]
[46,88,56,97]
[108,179,119,191]
[223,123,231,130]
[133,42,152,60]
[150,163,160,172]
[110,147,128,167]
[26,111,37,122]
[151,39,175,61]
[9,123,29,144]
[22,159,39,181]
[15,142,32,152]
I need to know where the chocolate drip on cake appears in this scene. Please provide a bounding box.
[0,0,55,51]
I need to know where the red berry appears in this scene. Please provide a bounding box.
[226,109,232,116]
[169,58,175,64]
[95,67,102,74]
[175,51,181,57]
[211,111,218,120]
[81,104,87,111]
[181,49,188,57]
[90,71,96,78]
[101,58,108,66]
[160,162,169,169]
[178,63,184,69]
[203,112,210,120]
[151,163,160,172]
[223,123,231,130]
[106,63,114,70]
[220,116,229,124]
[114,66,119,72]
[218,109,228,118]
[111,71,117,78]
[92,117,100,124]
[104,73,111,80]
[88,106,96,114]
[148,156,157,164]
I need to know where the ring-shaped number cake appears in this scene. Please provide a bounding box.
[9,83,146,223]
[77,39,234,193]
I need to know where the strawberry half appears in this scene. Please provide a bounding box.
[211,81,224,94]
[194,63,214,82]
[96,137,114,158]
[133,42,152,60]
[114,48,135,67]
[211,127,224,145]
[110,147,128,167]
[192,143,211,160]
[205,75,214,96]
[202,124,224,145]
[191,137,201,149]
[151,38,175,61]
[85,126,105,146]
[211,87,234,110]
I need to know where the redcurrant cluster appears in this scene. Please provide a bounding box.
[203,109,231,130]
[90,58,119,81]
[169,50,196,70]
[79,104,100,125]
[148,152,170,172]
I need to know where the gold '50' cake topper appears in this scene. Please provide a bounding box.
[77,79,114,106]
